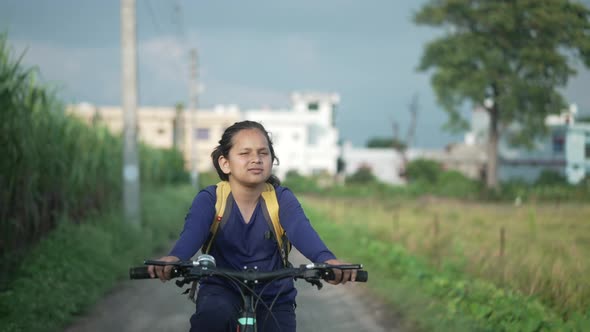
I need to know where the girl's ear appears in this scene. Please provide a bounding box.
[219,155,231,175]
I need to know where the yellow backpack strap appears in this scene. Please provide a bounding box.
[260,183,291,267]
[191,181,233,303]
[202,181,232,254]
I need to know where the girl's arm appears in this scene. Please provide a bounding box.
[168,188,216,260]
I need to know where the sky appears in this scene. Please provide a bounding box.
[1,0,589,148]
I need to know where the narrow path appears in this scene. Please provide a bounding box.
[65,250,402,331]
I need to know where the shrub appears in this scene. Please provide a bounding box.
[435,170,480,198]
[535,170,568,186]
[346,165,377,184]
[405,158,442,184]
[282,170,323,193]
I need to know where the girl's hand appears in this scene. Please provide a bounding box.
[324,259,357,285]
[147,255,180,282]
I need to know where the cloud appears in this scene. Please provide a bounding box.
[6,36,197,106]
[200,79,290,109]
[7,39,120,104]
[278,35,319,69]
[138,35,189,84]
[565,65,590,113]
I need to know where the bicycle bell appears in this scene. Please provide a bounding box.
[197,254,216,268]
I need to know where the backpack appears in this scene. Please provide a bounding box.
[187,181,291,302]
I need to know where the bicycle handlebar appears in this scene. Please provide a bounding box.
[129,257,368,286]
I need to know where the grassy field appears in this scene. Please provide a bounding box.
[302,195,590,318]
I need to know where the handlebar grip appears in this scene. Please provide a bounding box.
[355,270,368,282]
[129,266,151,279]
[324,269,368,282]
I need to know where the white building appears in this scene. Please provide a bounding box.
[243,92,341,180]
[463,103,590,184]
[340,142,407,185]
[67,92,341,181]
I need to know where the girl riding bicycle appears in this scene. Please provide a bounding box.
[148,120,356,332]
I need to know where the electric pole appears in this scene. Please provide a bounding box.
[121,0,141,227]
[189,48,199,188]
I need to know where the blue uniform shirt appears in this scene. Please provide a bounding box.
[169,184,336,304]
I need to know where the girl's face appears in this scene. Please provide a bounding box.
[219,128,273,187]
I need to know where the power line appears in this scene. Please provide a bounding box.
[145,0,162,35]
[138,0,188,97]
[173,0,187,42]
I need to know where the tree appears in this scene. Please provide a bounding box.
[414,0,590,189]
[366,137,407,150]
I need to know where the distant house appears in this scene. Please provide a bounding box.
[565,121,590,183]
[243,92,341,180]
[407,143,487,181]
[469,104,590,184]
[66,92,341,181]
[340,141,407,185]
[339,106,488,186]
[66,103,241,172]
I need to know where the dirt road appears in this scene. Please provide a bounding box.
[65,250,400,332]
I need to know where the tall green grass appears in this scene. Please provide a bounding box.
[0,34,188,259]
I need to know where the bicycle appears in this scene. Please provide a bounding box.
[129,254,368,332]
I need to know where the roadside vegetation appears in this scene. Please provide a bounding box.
[0,185,195,332]
[283,163,590,331]
[0,34,188,276]
[303,195,590,331]
[0,34,190,331]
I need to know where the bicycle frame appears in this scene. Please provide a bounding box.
[238,287,257,332]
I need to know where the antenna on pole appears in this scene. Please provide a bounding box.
[189,48,199,188]
[121,0,141,227]
[406,93,419,148]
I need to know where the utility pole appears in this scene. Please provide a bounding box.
[189,48,199,188]
[121,0,141,227]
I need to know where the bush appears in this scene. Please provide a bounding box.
[346,165,377,184]
[405,158,442,184]
[282,170,323,194]
[535,170,568,186]
[198,171,221,189]
[434,170,480,198]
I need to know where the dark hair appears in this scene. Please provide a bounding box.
[211,120,281,186]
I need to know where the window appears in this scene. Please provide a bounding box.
[307,124,321,145]
[308,102,319,111]
[552,134,564,153]
[195,128,209,140]
[157,128,166,135]
[585,143,590,159]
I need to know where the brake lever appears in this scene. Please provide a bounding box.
[309,279,323,290]
[175,278,190,288]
